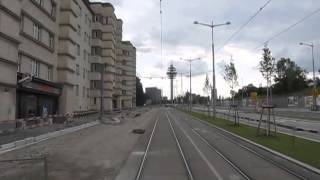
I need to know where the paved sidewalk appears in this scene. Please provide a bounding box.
[0,115,98,146]
[0,107,154,180]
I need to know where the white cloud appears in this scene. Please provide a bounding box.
[93,0,320,98]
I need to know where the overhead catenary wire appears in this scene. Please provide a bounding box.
[160,0,163,67]
[217,0,272,52]
[253,7,320,50]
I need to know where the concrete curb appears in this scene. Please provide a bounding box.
[185,112,320,175]
[0,121,100,155]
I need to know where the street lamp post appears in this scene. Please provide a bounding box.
[194,20,231,117]
[300,42,318,111]
[181,57,201,111]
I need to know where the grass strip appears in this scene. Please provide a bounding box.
[178,108,320,169]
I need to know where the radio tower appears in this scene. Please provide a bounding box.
[167,64,177,104]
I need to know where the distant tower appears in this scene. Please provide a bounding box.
[167,64,177,104]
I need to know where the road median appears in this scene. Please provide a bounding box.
[177,108,320,171]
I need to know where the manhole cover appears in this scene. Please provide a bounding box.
[132,129,145,134]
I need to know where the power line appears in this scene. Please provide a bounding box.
[217,0,272,52]
[253,7,320,50]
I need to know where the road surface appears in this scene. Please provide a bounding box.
[117,107,320,180]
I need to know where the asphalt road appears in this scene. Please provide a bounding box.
[117,107,320,180]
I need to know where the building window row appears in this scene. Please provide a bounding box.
[92,30,102,39]
[91,46,102,56]
[123,50,130,56]
[21,15,55,50]
[91,80,101,89]
[93,14,110,25]
[32,0,56,19]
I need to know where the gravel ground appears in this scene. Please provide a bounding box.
[0,107,156,180]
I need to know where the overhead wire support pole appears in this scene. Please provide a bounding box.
[180,58,201,111]
[300,42,318,111]
[194,20,231,118]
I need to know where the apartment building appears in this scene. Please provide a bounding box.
[58,0,93,114]
[0,0,136,122]
[120,41,136,109]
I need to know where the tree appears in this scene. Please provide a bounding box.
[136,77,146,106]
[223,61,238,104]
[203,74,212,105]
[273,58,308,94]
[259,47,276,105]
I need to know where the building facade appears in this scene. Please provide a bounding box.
[0,0,136,122]
[146,87,162,105]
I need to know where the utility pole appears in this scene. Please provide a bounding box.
[300,42,318,111]
[194,20,231,117]
[181,57,201,111]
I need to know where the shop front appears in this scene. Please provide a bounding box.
[17,74,62,118]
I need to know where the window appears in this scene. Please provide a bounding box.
[102,17,108,24]
[31,59,40,77]
[92,30,101,39]
[34,0,43,7]
[47,66,53,81]
[77,25,81,36]
[83,86,85,97]
[91,63,100,72]
[20,16,24,32]
[122,60,126,65]
[91,46,102,56]
[122,70,126,75]
[17,54,21,72]
[91,80,101,89]
[84,32,87,42]
[77,44,80,56]
[83,50,86,60]
[85,14,88,24]
[93,14,101,22]
[83,68,85,79]
[94,98,97,105]
[33,23,41,41]
[123,50,130,56]
[49,34,54,49]
[122,80,126,85]
[76,64,80,75]
[122,90,126,95]
[87,88,89,97]
[75,85,79,96]
[79,7,82,17]
[51,4,56,17]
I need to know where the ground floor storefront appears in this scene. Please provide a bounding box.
[17,75,62,118]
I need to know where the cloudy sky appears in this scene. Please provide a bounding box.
[93,0,320,98]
